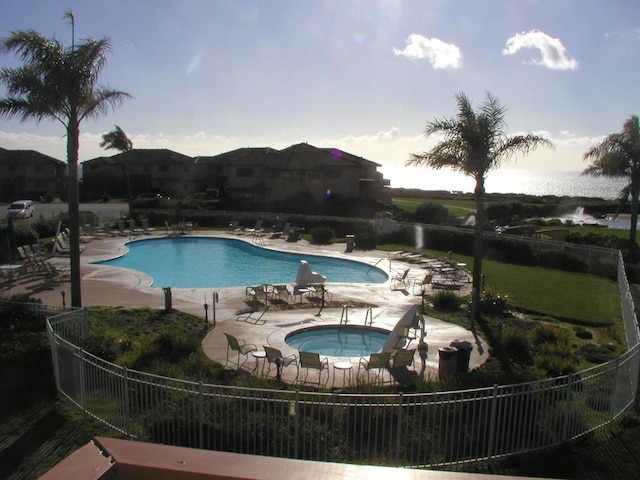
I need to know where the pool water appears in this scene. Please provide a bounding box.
[96,237,388,288]
[285,326,389,357]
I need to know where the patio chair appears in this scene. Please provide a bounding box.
[298,351,329,386]
[263,346,298,381]
[273,283,293,303]
[413,273,433,296]
[390,268,410,291]
[391,348,417,372]
[358,351,392,385]
[224,333,257,369]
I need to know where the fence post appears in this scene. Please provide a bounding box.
[123,367,131,438]
[395,393,404,464]
[487,385,499,460]
[294,391,300,459]
[609,357,621,431]
[78,347,86,417]
[561,373,574,442]
[199,382,204,449]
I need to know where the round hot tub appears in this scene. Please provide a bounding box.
[285,325,390,357]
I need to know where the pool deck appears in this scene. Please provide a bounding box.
[2,228,489,388]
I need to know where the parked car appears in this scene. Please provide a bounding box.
[6,199,35,218]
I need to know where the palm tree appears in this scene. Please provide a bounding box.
[583,115,640,257]
[408,92,553,324]
[0,19,130,307]
[101,125,134,212]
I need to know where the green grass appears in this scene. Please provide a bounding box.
[392,197,475,217]
[380,245,621,326]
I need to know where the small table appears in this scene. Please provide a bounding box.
[333,361,353,387]
[252,350,267,376]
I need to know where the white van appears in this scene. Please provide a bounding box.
[6,200,35,218]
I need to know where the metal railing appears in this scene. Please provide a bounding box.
[41,246,639,468]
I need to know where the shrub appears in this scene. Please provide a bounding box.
[579,343,617,364]
[353,224,377,250]
[432,290,461,312]
[537,251,588,273]
[574,326,593,340]
[413,202,449,225]
[479,288,512,316]
[81,333,118,362]
[31,215,58,239]
[309,226,335,245]
[501,326,532,363]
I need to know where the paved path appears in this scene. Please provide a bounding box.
[2,229,488,388]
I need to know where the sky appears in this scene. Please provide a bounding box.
[1,0,640,174]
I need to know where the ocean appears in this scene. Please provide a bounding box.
[380,167,627,201]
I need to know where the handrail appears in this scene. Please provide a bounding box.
[364,307,373,327]
[340,304,350,325]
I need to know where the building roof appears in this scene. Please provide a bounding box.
[83,149,193,166]
[0,148,66,166]
[195,143,381,169]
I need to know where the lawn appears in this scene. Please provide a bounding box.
[380,245,621,326]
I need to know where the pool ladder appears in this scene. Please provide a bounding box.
[340,305,373,326]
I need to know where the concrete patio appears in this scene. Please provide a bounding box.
[2,228,489,388]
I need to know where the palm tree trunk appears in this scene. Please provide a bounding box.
[630,175,639,260]
[66,118,82,307]
[471,176,485,327]
[126,161,132,214]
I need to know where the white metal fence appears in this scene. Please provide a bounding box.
[40,247,639,468]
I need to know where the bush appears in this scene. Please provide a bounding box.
[353,224,377,250]
[432,290,461,312]
[309,226,335,245]
[537,251,588,273]
[501,326,532,363]
[81,333,118,362]
[413,202,449,225]
[479,288,512,316]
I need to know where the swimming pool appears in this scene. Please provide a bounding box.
[96,237,388,288]
[285,325,389,357]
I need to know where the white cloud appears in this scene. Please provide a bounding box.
[0,127,606,172]
[502,30,578,70]
[393,34,462,69]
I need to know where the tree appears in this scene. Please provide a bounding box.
[0,14,130,307]
[407,92,553,324]
[583,115,640,257]
[101,125,133,211]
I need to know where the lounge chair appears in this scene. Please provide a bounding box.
[245,220,263,235]
[391,348,417,372]
[390,268,410,291]
[359,351,392,385]
[298,351,329,386]
[413,273,433,296]
[117,220,131,236]
[263,346,298,381]
[224,333,257,369]
[141,218,155,234]
[272,284,293,303]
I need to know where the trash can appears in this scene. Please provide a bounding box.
[163,287,172,312]
[438,346,458,378]
[450,339,473,373]
[345,235,355,252]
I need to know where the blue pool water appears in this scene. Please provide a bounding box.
[96,237,388,288]
[285,326,389,357]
